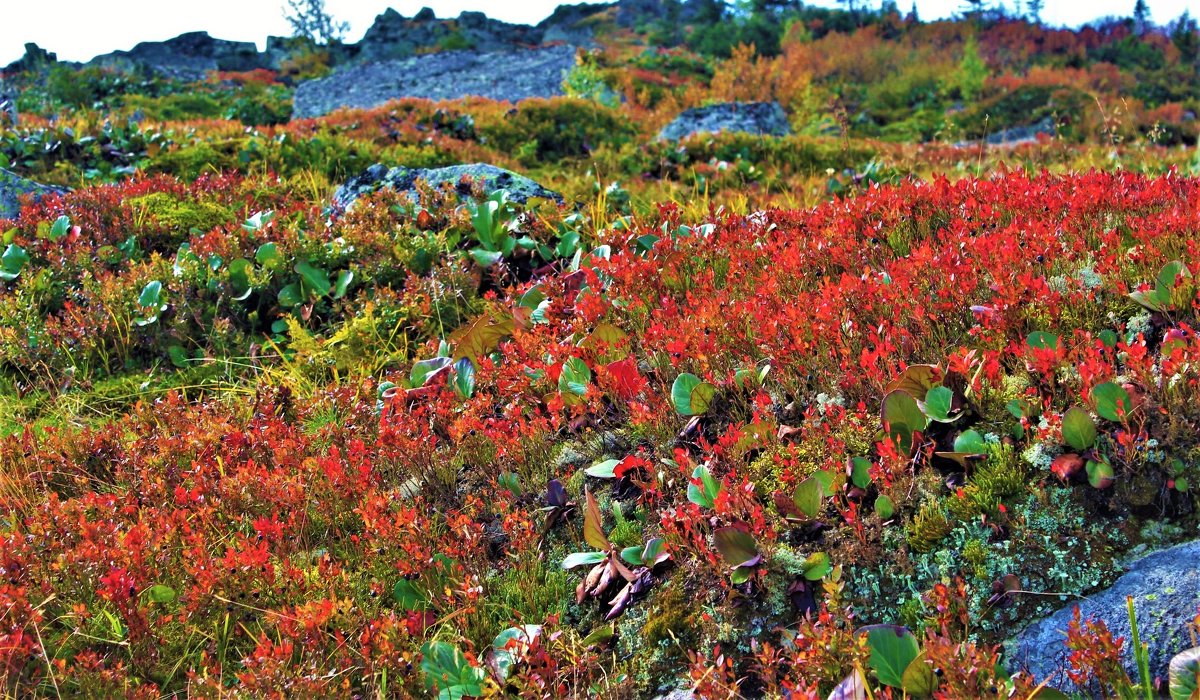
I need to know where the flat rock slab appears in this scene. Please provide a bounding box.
[332,163,562,214]
[1007,539,1200,690]
[293,45,576,119]
[657,101,791,141]
[0,168,68,220]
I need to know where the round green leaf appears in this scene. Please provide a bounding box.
[874,494,895,520]
[862,624,920,689]
[952,429,988,455]
[672,373,716,416]
[586,459,620,479]
[802,551,832,581]
[1093,382,1131,422]
[147,584,176,604]
[882,390,927,454]
[924,386,958,422]
[1062,406,1097,450]
[562,551,607,569]
[850,457,872,489]
[1026,331,1060,351]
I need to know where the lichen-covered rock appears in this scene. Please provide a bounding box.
[0,168,69,220]
[332,163,562,214]
[657,101,791,141]
[0,79,16,127]
[293,44,576,119]
[88,32,267,81]
[355,8,545,63]
[1007,539,1200,690]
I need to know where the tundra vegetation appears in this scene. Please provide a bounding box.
[1,1,1199,697]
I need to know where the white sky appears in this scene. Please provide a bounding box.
[2,0,1195,67]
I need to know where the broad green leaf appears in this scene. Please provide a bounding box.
[0,243,29,281]
[672,373,716,416]
[901,651,937,697]
[850,457,873,489]
[586,459,621,479]
[146,584,176,604]
[713,527,758,568]
[1062,406,1096,450]
[228,258,253,300]
[874,494,895,520]
[1092,382,1131,422]
[411,356,452,387]
[620,545,645,566]
[138,280,163,308]
[277,283,302,307]
[255,242,281,267]
[924,386,958,422]
[793,476,824,518]
[1026,331,1060,351]
[451,358,475,399]
[49,215,71,241]
[295,260,331,297]
[392,579,428,610]
[582,489,609,551]
[420,640,486,700]
[640,537,668,566]
[562,551,607,569]
[952,429,988,455]
[468,248,504,268]
[559,356,592,401]
[802,551,832,580]
[333,270,353,299]
[492,625,541,681]
[882,390,927,454]
[242,209,274,233]
[687,465,720,508]
[1168,646,1200,700]
[167,345,189,369]
[862,625,920,689]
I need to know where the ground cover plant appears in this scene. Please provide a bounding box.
[2,2,1200,698]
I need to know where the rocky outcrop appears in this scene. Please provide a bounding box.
[356,8,545,63]
[1007,539,1200,691]
[292,44,576,119]
[984,117,1056,146]
[0,168,69,220]
[87,32,266,81]
[0,79,16,126]
[2,43,59,75]
[332,163,562,214]
[657,101,792,141]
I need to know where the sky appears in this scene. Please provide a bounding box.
[2,0,1195,67]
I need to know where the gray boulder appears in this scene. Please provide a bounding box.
[332,163,562,213]
[292,44,576,119]
[0,79,16,127]
[0,168,69,220]
[1007,539,1200,691]
[356,8,544,63]
[985,117,1056,146]
[88,32,267,82]
[657,101,792,141]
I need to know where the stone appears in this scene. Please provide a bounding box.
[355,8,543,63]
[1007,539,1200,691]
[88,32,267,82]
[984,117,1056,146]
[292,44,576,119]
[0,79,16,127]
[657,101,792,141]
[332,163,562,214]
[3,43,59,75]
[0,168,69,221]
